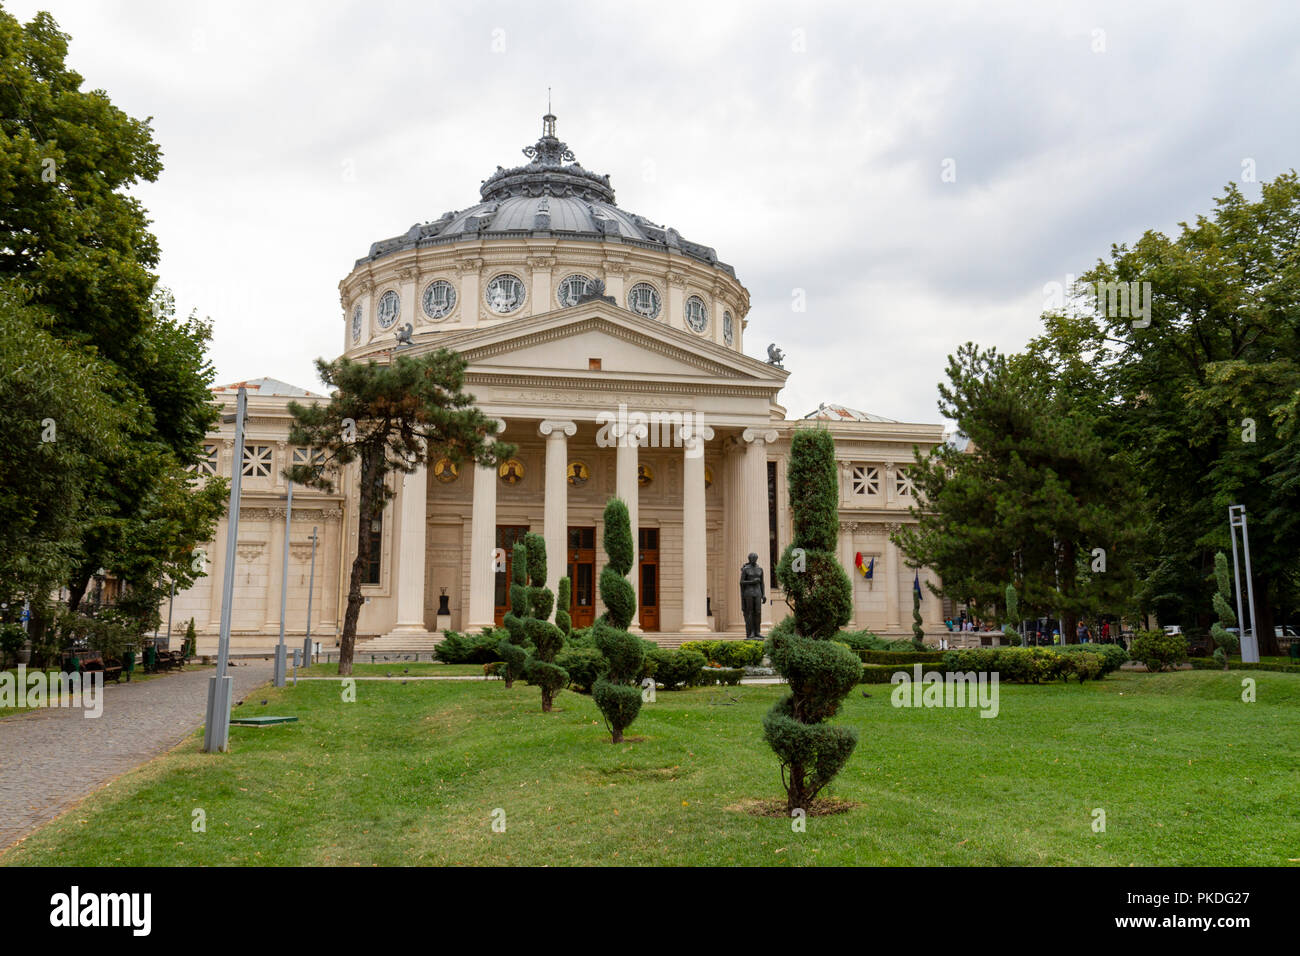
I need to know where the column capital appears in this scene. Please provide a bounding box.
[538,419,577,438]
[682,423,715,457]
[742,427,779,445]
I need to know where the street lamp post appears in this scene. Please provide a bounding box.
[274,481,293,687]
[1228,505,1261,664]
[203,386,247,753]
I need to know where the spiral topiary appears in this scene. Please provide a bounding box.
[765,428,859,812]
[1210,551,1239,670]
[592,497,645,743]
[497,541,530,689]
[520,531,568,711]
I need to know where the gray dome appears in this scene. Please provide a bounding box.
[358,113,733,277]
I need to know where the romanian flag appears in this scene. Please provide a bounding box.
[855,552,874,579]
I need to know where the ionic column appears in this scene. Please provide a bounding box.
[615,421,641,630]
[386,453,432,637]
[743,428,779,629]
[467,419,506,630]
[885,523,901,631]
[265,506,286,629]
[539,420,576,601]
[680,423,715,633]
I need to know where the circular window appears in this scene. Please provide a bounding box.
[723,310,734,346]
[685,295,708,333]
[433,458,459,483]
[376,290,400,329]
[485,274,526,314]
[422,280,457,320]
[351,304,362,342]
[557,274,591,308]
[627,282,662,319]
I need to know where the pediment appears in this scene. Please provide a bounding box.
[425,304,788,385]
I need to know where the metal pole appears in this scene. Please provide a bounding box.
[203,386,246,753]
[1238,508,1261,663]
[165,579,175,650]
[303,525,318,665]
[1229,506,1247,660]
[274,482,293,687]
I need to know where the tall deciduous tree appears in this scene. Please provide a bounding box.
[1042,172,1300,653]
[0,11,222,638]
[285,351,512,676]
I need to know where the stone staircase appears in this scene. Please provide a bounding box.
[353,632,443,656]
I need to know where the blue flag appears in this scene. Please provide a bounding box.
[913,571,922,598]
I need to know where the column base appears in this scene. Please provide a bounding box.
[381,625,436,641]
[679,623,712,634]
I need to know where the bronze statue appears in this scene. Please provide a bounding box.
[739,552,766,639]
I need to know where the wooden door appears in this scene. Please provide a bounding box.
[493,525,529,626]
[638,528,660,631]
[567,526,596,629]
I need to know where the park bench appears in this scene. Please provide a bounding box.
[68,649,123,684]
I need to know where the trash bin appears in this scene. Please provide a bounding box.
[144,641,157,673]
[1289,641,1299,661]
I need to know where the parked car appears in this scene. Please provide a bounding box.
[1162,625,1182,636]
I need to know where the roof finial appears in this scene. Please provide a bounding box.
[542,89,556,139]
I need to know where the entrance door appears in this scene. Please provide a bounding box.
[567,526,596,629]
[638,528,660,631]
[493,525,529,626]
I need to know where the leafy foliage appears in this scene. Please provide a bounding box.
[285,351,513,675]
[646,647,706,690]
[1129,630,1189,673]
[1210,552,1239,668]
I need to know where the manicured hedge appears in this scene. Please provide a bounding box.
[1188,658,1300,674]
[857,649,947,665]
[647,647,707,690]
[860,663,947,684]
[555,646,607,693]
[435,629,505,664]
[679,639,765,668]
[1056,643,1129,675]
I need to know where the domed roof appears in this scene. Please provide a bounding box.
[358,113,734,277]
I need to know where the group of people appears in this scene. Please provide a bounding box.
[945,611,1120,646]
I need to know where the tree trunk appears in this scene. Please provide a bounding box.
[66,570,91,613]
[1254,574,1280,657]
[338,450,383,677]
[611,727,623,744]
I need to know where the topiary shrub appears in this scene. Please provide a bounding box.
[1057,650,1104,682]
[1210,551,1239,669]
[1003,585,1021,646]
[911,585,926,651]
[764,428,859,812]
[591,497,645,742]
[1130,629,1188,672]
[679,639,765,668]
[556,575,572,641]
[556,646,607,693]
[498,541,531,688]
[1057,642,1127,675]
[184,618,197,658]
[647,647,706,690]
[519,532,568,712]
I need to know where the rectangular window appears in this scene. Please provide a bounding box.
[638,528,659,552]
[191,443,218,476]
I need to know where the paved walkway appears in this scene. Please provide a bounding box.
[0,662,272,850]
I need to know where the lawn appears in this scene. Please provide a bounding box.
[298,662,486,678]
[3,669,1298,866]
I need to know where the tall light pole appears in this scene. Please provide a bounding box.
[1228,505,1261,663]
[203,386,246,753]
[274,481,293,687]
[303,525,318,665]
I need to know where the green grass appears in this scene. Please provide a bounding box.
[299,662,486,678]
[3,670,1298,866]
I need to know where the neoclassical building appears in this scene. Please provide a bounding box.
[170,115,947,654]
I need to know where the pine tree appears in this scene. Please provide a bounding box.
[591,498,644,743]
[766,429,860,812]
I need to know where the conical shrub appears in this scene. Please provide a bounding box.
[592,497,644,743]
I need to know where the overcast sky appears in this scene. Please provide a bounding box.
[10,0,1299,425]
